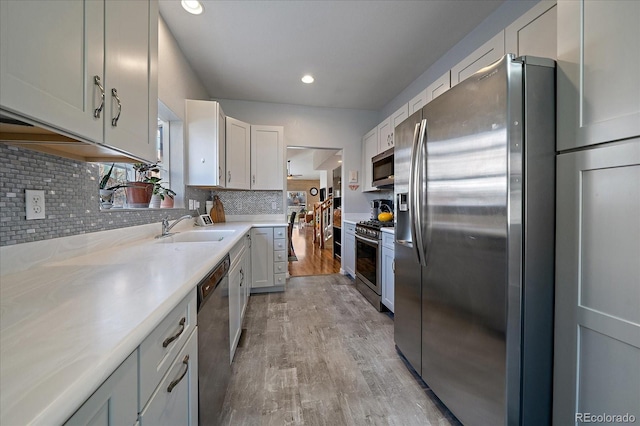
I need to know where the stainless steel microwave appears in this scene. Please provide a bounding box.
[371,148,394,188]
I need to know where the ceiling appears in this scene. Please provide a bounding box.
[158,0,504,110]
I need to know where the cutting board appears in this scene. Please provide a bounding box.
[210,195,226,223]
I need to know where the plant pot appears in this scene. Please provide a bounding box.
[125,182,154,208]
[99,189,114,209]
[161,196,175,208]
[149,194,161,209]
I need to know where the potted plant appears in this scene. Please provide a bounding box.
[158,186,177,208]
[99,163,125,209]
[125,162,160,208]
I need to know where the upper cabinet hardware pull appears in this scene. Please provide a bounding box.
[228,170,231,182]
[252,175,256,184]
[167,355,189,392]
[219,167,222,181]
[111,88,122,126]
[162,317,186,348]
[93,76,105,118]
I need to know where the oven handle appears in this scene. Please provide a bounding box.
[355,234,379,246]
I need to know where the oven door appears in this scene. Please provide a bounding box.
[355,233,381,295]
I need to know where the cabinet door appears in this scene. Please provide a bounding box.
[64,351,138,426]
[553,140,640,425]
[241,235,251,319]
[185,100,225,186]
[451,30,505,86]
[251,227,274,288]
[381,246,395,313]
[505,1,556,60]
[425,71,451,103]
[228,259,242,361]
[140,330,198,426]
[104,0,155,162]
[389,104,409,148]
[343,230,355,278]
[226,117,251,189]
[409,89,427,115]
[0,0,104,143]
[250,125,284,190]
[362,127,378,192]
[557,0,640,150]
[377,118,392,153]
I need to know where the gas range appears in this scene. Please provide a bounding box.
[355,220,394,240]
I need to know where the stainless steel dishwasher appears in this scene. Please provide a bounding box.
[197,254,230,426]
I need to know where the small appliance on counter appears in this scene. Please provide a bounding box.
[370,199,393,220]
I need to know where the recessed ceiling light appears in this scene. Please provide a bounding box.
[301,75,314,84]
[181,0,204,15]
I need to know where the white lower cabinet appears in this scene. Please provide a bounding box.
[250,227,287,292]
[139,329,198,426]
[229,237,248,361]
[64,351,138,426]
[343,222,356,278]
[242,233,251,319]
[381,232,395,313]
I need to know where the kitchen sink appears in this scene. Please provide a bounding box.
[156,229,236,243]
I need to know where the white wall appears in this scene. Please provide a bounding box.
[158,16,210,119]
[379,0,541,119]
[216,99,379,214]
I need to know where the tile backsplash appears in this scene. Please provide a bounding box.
[0,144,285,246]
[0,144,207,246]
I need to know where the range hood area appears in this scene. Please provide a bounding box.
[0,113,140,163]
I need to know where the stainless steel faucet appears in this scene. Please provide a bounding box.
[157,215,193,238]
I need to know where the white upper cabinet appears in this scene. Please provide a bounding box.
[250,125,284,190]
[506,1,556,60]
[103,0,156,162]
[557,0,640,150]
[425,71,451,103]
[362,126,378,192]
[409,89,427,115]
[377,118,392,153]
[0,0,104,143]
[451,30,505,86]
[0,0,158,163]
[389,104,409,147]
[226,117,251,190]
[185,100,226,187]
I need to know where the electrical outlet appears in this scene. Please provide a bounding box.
[25,190,46,220]
[195,201,200,209]
[238,201,242,211]
[271,202,277,210]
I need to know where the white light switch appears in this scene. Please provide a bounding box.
[25,190,46,220]
[272,202,277,210]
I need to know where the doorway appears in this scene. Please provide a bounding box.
[286,147,342,276]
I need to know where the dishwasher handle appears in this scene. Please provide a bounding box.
[197,254,230,311]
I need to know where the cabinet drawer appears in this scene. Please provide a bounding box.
[382,232,395,249]
[274,262,287,274]
[274,273,286,286]
[229,239,246,269]
[139,290,197,410]
[345,222,356,234]
[274,250,287,263]
[139,329,198,426]
[273,227,287,239]
[273,238,286,251]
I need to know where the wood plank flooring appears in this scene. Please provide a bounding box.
[288,224,341,277]
[219,274,460,425]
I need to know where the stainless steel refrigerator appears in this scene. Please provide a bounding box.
[394,55,555,426]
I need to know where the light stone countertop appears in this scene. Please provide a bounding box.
[0,220,285,426]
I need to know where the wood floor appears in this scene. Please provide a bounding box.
[288,224,341,277]
[219,274,460,426]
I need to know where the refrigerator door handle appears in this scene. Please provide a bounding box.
[415,119,428,266]
[408,121,422,263]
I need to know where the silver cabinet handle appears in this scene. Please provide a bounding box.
[252,174,256,184]
[228,170,231,182]
[219,166,222,181]
[162,317,186,348]
[167,355,189,392]
[93,76,105,118]
[240,268,244,286]
[111,88,122,127]
[392,260,395,273]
